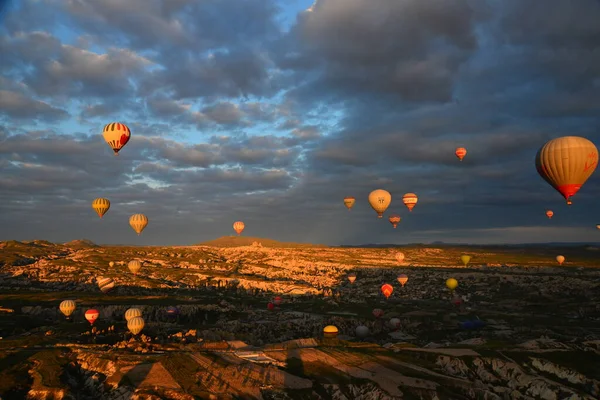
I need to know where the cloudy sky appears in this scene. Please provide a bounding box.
[1,0,600,246]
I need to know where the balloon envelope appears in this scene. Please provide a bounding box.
[460,255,471,266]
[127,316,145,335]
[128,260,142,275]
[546,210,554,219]
[97,277,115,293]
[381,284,394,299]
[59,300,76,317]
[343,197,356,210]
[446,278,458,290]
[402,193,418,212]
[397,274,408,287]
[347,273,356,284]
[455,147,467,161]
[388,214,401,228]
[556,255,565,265]
[85,309,100,325]
[233,221,245,235]
[129,214,148,235]
[102,122,131,155]
[125,308,142,322]
[92,198,110,218]
[395,252,405,263]
[355,325,369,338]
[368,189,391,218]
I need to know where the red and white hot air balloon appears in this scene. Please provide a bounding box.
[233,221,245,235]
[273,296,282,306]
[455,147,467,161]
[546,210,554,219]
[85,309,100,325]
[402,193,418,212]
[381,283,394,299]
[372,308,384,318]
[388,215,401,228]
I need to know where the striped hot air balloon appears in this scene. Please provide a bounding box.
[129,214,148,235]
[127,316,145,335]
[397,274,408,287]
[546,210,554,219]
[455,147,467,161]
[102,122,131,155]
[388,214,401,228]
[92,198,110,218]
[125,308,142,322]
[343,196,355,210]
[347,273,356,284]
[85,309,100,325]
[97,276,115,293]
[233,221,245,235]
[402,193,418,212]
[381,283,394,299]
[395,252,405,263]
[368,189,391,218]
[59,300,76,318]
[128,260,142,275]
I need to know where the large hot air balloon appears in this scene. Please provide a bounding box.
[368,189,391,218]
[355,325,369,338]
[97,276,115,293]
[556,255,565,265]
[59,300,76,318]
[273,296,283,306]
[388,214,401,228]
[343,196,356,211]
[381,283,394,299]
[546,210,554,219]
[128,260,142,275]
[402,193,418,212]
[389,318,401,330]
[125,308,142,322]
[460,255,471,266]
[455,147,467,161]
[372,308,384,318]
[233,221,245,235]
[395,252,405,263]
[323,325,339,338]
[92,198,110,219]
[535,136,598,205]
[347,273,356,284]
[85,309,100,325]
[102,122,131,155]
[127,316,145,335]
[129,214,148,235]
[446,278,458,291]
[397,274,408,287]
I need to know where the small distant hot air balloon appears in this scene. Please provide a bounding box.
[535,136,598,205]
[233,221,245,235]
[546,210,554,219]
[85,309,100,325]
[273,296,283,306]
[347,273,356,284]
[402,193,418,212]
[97,277,115,293]
[395,252,405,263]
[92,198,110,218]
[127,316,145,335]
[368,189,392,218]
[129,214,148,235]
[343,197,356,211]
[128,260,142,275]
[460,255,471,266]
[59,300,76,319]
[388,214,401,228]
[108,261,115,268]
[323,325,339,338]
[451,296,463,308]
[102,122,131,155]
[397,274,408,287]
[389,318,401,330]
[596,224,600,230]
[166,306,179,317]
[372,308,384,318]
[355,325,369,338]
[556,255,565,265]
[267,302,275,311]
[381,283,394,299]
[125,308,142,322]
[455,147,467,161]
[446,278,458,291]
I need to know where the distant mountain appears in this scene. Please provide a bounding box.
[63,239,99,248]
[198,236,326,248]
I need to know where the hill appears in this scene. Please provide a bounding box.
[63,239,99,249]
[198,236,327,248]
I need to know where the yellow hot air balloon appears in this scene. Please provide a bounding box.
[128,260,142,275]
[102,122,131,155]
[233,221,245,235]
[129,214,148,235]
[535,136,598,205]
[323,325,338,338]
[97,276,115,293]
[596,224,600,230]
[368,189,391,218]
[556,255,565,265]
[343,196,355,210]
[127,316,145,335]
[446,278,458,291]
[395,252,405,263]
[402,193,418,212]
[460,255,471,266]
[109,261,115,268]
[125,308,142,322]
[92,198,110,218]
[59,300,76,318]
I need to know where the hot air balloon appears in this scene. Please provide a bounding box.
[166,306,179,317]
[129,214,148,235]
[381,283,394,299]
[267,302,275,311]
[556,255,565,265]
[397,274,408,287]
[59,300,76,319]
[596,225,600,230]
[451,296,463,308]
[97,277,115,293]
[323,325,339,338]
[108,261,115,268]
[273,296,283,306]
[546,210,554,219]
[355,325,369,338]
[389,318,401,330]
[343,196,356,211]
[347,273,356,284]
[233,221,245,235]
[368,189,392,218]
[127,316,145,335]
[372,308,384,318]
[388,214,401,228]
[102,122,131,155]
[125,308,142,322]
[455,147,467,161]
[128,260,142,275]
[460,255,471,266]
[395,252,405,263]
[535,136,598,205]
[402,193,418,212]
[92,198,110,219]
[446,278,458,291]
[85,309,100,325]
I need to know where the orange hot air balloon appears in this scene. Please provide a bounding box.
[102,122,131,155]
[381,283,394,299]
[343,196,355,210]
[388,214,401,228]
[546,210,554,219]
[535,136,598,205]
[233,221,245,235]
[85,309,100,325]
[556,255,565,265]
[368,189,391,218]
[372,308,384,318]
[402,193,418,212]
[395,252,405,263]
[347,273,356,284]
[455,147,467,161]
[397,274,408,287]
